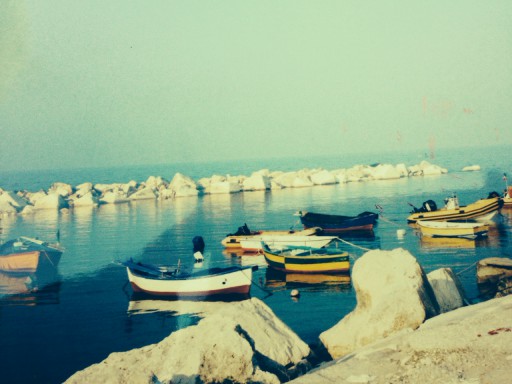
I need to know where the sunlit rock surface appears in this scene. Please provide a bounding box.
[165,172,199,198]
[65,298,310,384]
[462,164,481,171]
[320,248,439,359]
[291,295,512,384]
[427,267,466,313]
[0,190,28,211]
[33,192,68,210]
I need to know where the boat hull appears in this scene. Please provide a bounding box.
[407,197,501,223]
[417,221,489,239]
[221,227,321,248]
[299,211,378,233]
[126,266,253,298]
[0,237,63,274]
[262,248,350,274]
[239,235,337,252]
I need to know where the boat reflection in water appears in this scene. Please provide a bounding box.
[0,268,61,306]
[264,268,351,293]
[419,235,489,249]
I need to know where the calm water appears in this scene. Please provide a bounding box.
[0,145,511,383]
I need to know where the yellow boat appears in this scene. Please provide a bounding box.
[407,194,502,223]
[262,244,350,274]
[417,220,489,239]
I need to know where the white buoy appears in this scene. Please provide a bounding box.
[290,289,300,297]
[397,229,406,238]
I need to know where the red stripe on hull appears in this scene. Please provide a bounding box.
[130,282,251,297]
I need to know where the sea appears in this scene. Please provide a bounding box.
[0,145,511,384]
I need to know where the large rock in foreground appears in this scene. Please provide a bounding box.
[320,248,439,359]
[291,295,512,383]
[65,298,311,384]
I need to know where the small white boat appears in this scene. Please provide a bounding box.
[239,235,338,252]
[123,259,256,298]
[221,223,322,249]
[417,220,489,239]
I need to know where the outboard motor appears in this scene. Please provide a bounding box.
[488,191,504,209]
[192,236,205,263]
[421,199,438,212]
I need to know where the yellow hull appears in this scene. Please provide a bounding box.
[262,248,350,274]
[407,197,500,223]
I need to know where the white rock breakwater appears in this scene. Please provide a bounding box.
[0,160,447,216]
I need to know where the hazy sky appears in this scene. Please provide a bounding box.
[1,1,511,171]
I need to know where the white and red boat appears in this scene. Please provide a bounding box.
[123,259,256,298]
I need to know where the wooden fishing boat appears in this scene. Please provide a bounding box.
[0,237,63,274]
[296,211,378,233]
[407,194,502,223]
[417,220,489,239]
[221,223,321,249]
[123,259,256,298]
[239,235,338,252]
[262,244,350,274]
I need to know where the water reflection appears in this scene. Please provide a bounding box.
[419,236,488,249]
[0,268,61,306]
[264,268,351,293]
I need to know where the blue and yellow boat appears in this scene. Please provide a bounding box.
[262,244,350,274]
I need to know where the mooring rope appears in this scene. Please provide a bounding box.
[455,261,479,276]
[336,237,372,252]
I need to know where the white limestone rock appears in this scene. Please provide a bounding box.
[25,190,48,205]
[166,173,199,198]
[0,201,18,215]
[65,298,310,384]
[370,164,402,180]
[0,190,28,211]
[320,248,439,359]
[346,165,374,182]
[310,169,337,185]
[49,182,74,197]
[208,181,242,194]
[70,191,100,207]
[75,182,93,193]
[34,193,68,210]
[462,165,481,172]
[332,169,349,184]
[145,175,168,189]
[243,173,271,191]
[413,160,448,176]
[427,268,466,313]
[99,190,130,204]
[128,186,157,200]
[20,205,35,215]
[291,295,512,384]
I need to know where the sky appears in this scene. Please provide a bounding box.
[1,1,511,171]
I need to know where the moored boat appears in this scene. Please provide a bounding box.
[221,223,322,248]
[407,193,502,223]
[239,235,338,252]
[123,259,256,298]
[262,244,350,274]
[0,237,63,274]
[417,220,489,239]
[296,211,378,233]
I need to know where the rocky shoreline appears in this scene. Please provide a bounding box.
[65,249,512,384]
[0,160,448,216]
